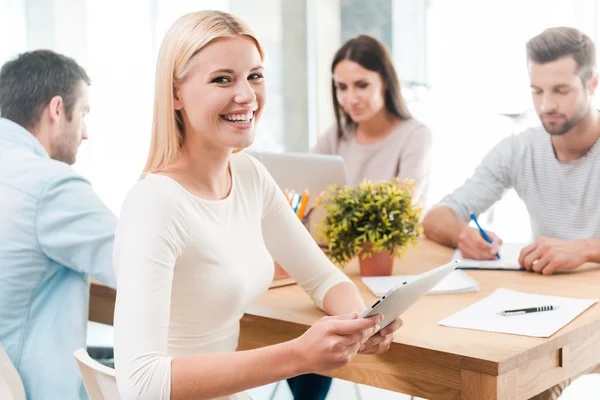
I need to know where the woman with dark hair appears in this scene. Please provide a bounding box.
[314,34,432,206]
[285,35,429,400]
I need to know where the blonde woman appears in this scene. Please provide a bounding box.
[112,10,403,400]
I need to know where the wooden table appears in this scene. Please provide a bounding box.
[89,239,600,400]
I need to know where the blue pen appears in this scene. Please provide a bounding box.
[293,195,302,213]
[470,213,500,259]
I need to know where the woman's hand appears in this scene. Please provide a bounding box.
[358,316,403,355]
[292,312,383,375]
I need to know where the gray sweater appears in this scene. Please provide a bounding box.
[313,119,433,206]
[439,126,600,241]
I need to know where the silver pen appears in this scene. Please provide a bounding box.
[498,305,560,316]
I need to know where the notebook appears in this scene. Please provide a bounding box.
[362,270,480,296]
[451,242,527,270]
[439,288,599,337]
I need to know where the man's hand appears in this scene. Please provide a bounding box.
[358,317,403,355]
[457,226,503,260]
[519,238,590,275]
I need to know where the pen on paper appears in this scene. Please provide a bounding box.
[497,305,559,316]
[470,213,500,260]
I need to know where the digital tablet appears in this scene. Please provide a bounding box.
[359,260,460,333]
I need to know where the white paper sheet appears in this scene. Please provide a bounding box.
[361,270,480,297]
[439,288,598,337]
[451,243,527,269]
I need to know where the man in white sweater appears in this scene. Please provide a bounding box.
[423,27,600,400]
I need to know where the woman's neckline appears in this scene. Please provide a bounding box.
[148,159,236,204]
[349,118,415,148]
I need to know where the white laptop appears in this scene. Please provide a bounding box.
[246,150,347,241]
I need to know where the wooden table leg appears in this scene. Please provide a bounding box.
[461,369,517,400]
[89,284,116,326]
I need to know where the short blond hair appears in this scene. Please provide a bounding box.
[142,10,264,176]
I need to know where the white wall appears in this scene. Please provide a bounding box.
[3,0,600,231]
[0,0,26,66]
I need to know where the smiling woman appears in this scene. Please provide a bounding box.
[111,10,403,400]
[142,13,266,179]
[173,41,264,152]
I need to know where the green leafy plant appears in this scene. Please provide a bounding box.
[319,178,423,267]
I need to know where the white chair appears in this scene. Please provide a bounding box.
[558,373,600,399]
[0,344,26,400]
[73,348,121,400]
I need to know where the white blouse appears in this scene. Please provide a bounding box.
[112,152,351,399]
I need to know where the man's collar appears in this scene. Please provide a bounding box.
[0,117,50,158]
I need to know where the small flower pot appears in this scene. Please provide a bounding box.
[358,250,394,277]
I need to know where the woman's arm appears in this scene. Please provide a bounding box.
[113,181,184,400]
[255,157,354,309]
[171,341,301,399]
[322,282,366,314]
[254,154,403,358]
[171,313,378,399]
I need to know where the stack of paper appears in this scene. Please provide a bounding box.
[439,288,598,337]
[451,243,527,270]
[362,270,480,297]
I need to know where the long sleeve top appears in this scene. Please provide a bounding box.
[437,126,600,240]
[0,117,117,400]
[113,151,352,399]
[313,119,432,206]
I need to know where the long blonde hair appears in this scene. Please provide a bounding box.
[142,10,264,176]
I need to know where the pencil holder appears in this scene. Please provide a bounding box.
[301,217,310,231]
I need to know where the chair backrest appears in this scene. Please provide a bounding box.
[73,348,120,400]
[0,344,26,400]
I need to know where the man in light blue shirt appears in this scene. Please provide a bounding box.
[0,50,117,399]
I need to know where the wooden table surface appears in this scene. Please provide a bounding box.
[89,239,600,400]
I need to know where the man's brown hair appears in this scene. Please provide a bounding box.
[526,27,596,83]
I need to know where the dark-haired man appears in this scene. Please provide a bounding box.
[0,50,116,399]
[423,27,600,399]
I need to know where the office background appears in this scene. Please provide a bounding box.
[1,0,599,242]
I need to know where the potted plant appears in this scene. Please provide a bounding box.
[320,178,422,276]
